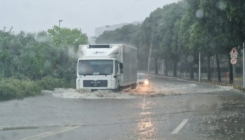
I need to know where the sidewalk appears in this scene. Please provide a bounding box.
[148,70,243,85]
[211,78,243,86]
[145,70,245,91]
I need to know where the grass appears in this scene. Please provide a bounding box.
[0,76,75,101]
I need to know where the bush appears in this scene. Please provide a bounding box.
[37,76,66,90]
[0,77,74,101]
[0,78,39,100]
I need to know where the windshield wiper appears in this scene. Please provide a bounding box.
[98,73,109,76]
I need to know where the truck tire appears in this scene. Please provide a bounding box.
[113,86,120,93]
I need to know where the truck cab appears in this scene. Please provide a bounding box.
[76,44,137,91]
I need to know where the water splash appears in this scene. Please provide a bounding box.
[51,88,135,99]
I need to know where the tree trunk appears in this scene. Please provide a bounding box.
[173,61,177,77]
[190,62,194,80]
[154,58,158,75]
[228,54,234,84]
[216,54,221,82]
[165,60,168,76]
[207,54,211,81]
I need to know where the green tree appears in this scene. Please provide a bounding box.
[193,0,242,83]
[159,2,185,76]
[47,26,88,49]
[96,24,140,44]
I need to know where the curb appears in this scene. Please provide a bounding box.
[0,124,85,131]
[202,81,245,92]
[0,126,39,131]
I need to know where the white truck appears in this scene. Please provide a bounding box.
[76,44,137,92]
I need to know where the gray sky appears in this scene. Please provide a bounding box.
[1,0,179,37]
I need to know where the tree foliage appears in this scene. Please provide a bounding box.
[0,27,88,81]
[97,0,245,81]
[48,26,88,49]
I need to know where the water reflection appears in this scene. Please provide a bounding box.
[137,116,156,140]
[197,94,245,139]
[136,96,157,140]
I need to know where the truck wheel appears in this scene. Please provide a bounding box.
[113,86,120,93]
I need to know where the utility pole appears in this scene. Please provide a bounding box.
[198,52,201,82]
[147,20,161,75]
[147,32,154,74]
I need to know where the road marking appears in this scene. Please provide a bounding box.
[20,126,79,140]
[142,94,146,110]
[171,119,188,134]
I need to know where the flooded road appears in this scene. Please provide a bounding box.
[0,76,244,140]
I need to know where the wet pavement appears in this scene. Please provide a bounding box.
[0,76,245,140]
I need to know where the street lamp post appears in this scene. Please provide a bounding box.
[105,25,109,44]
[9,26,13,32]
[106,25,109,31]
[59,20,63,27]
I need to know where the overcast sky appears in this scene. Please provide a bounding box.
[1,0,179,37]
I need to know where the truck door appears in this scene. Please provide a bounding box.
[115,61,121,86]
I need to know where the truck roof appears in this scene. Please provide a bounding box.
[78,44,136,58]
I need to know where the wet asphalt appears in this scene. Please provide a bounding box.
[1,76,245,140]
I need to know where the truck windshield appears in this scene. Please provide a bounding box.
[78,60,113,75]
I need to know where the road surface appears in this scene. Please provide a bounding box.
[1,76,245,140]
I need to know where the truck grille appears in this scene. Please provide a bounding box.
[83,80,108,87]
